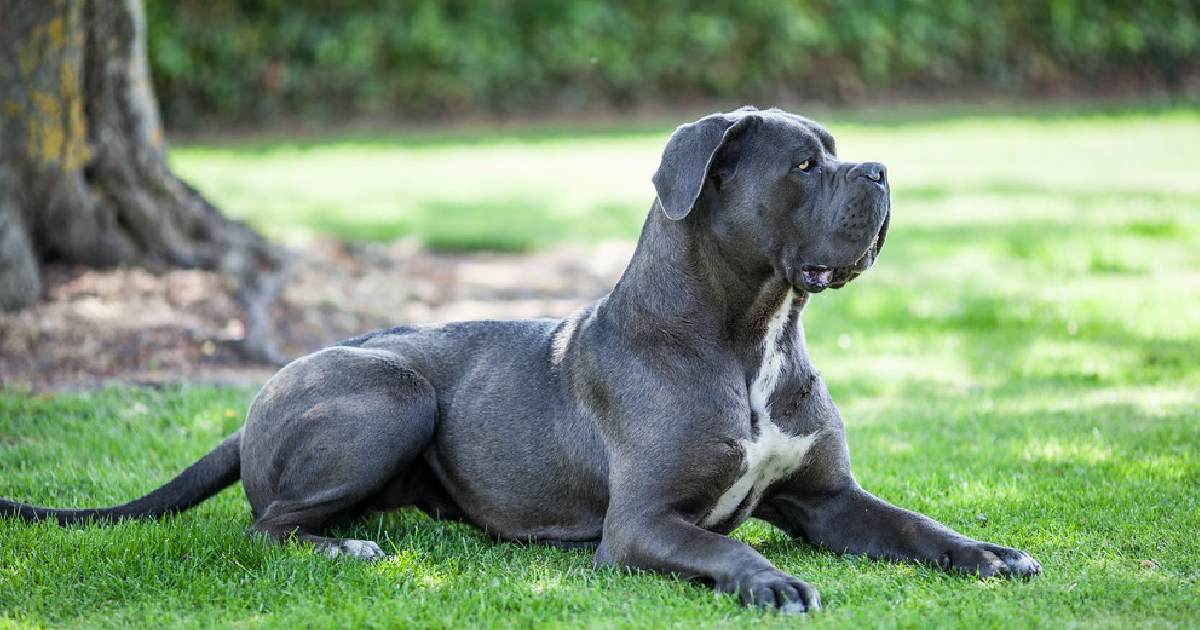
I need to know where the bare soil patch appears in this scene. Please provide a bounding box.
[0,240,632,391]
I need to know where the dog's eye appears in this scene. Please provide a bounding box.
[795,160,814,173]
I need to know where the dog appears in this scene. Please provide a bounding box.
[1,107,1040,612]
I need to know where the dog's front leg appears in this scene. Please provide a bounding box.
[761,483,1041,578]
[596,502,820,612]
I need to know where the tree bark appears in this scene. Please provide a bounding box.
[0,0,285,362]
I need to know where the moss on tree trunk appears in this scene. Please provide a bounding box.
[0,0,284,362]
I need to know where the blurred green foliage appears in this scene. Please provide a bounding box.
[145,0,1200,128]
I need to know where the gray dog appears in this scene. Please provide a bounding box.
[2,107,1039,612]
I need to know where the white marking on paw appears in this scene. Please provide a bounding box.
[326,539,385,561]
[703,289,820,528]
[780,601,807,615]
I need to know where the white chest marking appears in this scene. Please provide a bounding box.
[702,289,819,528]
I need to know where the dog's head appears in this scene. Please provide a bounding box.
[652,107,890,293]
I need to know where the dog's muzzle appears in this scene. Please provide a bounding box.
[794,211,889,293]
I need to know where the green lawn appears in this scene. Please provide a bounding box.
[3,105,1200,628]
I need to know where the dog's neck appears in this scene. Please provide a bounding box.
[604,207,806,347]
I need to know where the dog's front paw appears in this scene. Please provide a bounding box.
[717,568,820,613]
[941,541,1041,578]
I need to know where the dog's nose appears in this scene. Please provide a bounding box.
[856,162,887,185]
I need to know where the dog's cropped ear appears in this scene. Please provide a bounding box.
[652,114,758,220]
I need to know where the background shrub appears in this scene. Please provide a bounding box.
[145,0,1200,128]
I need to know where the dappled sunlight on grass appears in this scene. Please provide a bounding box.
[376,548,451,587]
[526,574,566,595]
[1021,438,1113,465]
[1002,386,1198,418]
[821,349,984,396]
[1018,339,1134,384]
[1125,453,1195,482]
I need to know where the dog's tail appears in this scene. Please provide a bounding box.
[0,432,242,525]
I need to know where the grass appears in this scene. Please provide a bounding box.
[3,104,1200,627]
[169,101,1200,251]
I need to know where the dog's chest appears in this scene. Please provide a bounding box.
[702,289,819,529]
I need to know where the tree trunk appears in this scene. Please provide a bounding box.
[0,0,285,362]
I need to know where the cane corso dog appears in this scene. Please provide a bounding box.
[2,107,1040,612]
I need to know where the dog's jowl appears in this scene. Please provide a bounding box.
[2,107,1039,613]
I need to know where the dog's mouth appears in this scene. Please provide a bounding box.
[797,264,838,293]
[794,213,889,294]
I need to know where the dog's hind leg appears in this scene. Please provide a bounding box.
[251,502,390,560]
[240,346,438,560]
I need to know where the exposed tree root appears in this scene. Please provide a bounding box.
[0,0,287,364]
